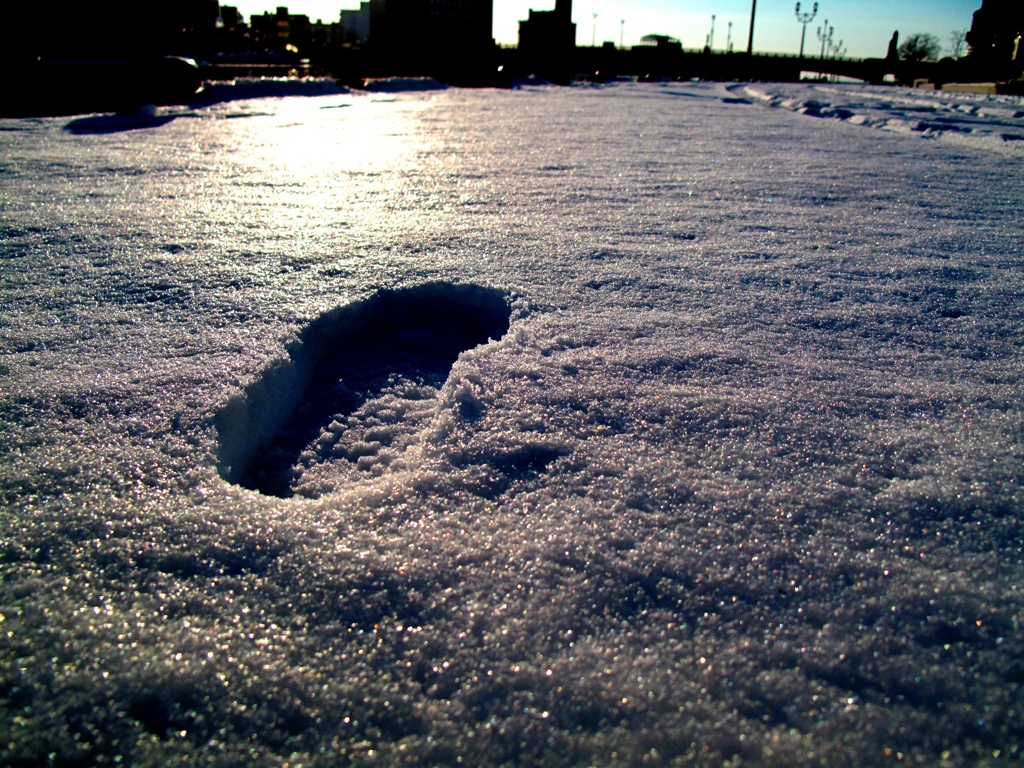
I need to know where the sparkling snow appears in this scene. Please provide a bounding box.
[1,80,1023,767]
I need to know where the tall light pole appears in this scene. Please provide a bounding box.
[620,19,625,49]
[709,14,716,50]
[795,2,818,59]
[747,0,757,54]
[824,35,843,81]
[817,19,833,61]
[592,12,597,47]
[727,21,733,52]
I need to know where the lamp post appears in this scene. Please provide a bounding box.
[817,20,833,62]
[795,2,817,59]
[709,14,716,50]
[620,19,625,49]
[747,0,757,54]
[828,38,844,80]
[727,21,733,52]
[592,12,597,47]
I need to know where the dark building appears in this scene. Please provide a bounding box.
[220,5,243,29]
[7,0,220,61]
[4,1,215,115]
[517,0,576,82]
[965,0,1024,66]
[638,34,682,52]
[341,2,373,44]
[248,6,343,59]
[251,6,314,54]
[632,35,684,81]
[367,0,495,82]
[217,5,250,53]
[518,0,576,54]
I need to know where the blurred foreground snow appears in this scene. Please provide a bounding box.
[1,81,1023,766]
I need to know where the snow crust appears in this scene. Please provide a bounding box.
[1,81,1022,767]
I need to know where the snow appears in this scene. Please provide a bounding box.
[361,77,450,93]
[743,82,1024,156]
[1,80,1023,766]
[194,76,353,105]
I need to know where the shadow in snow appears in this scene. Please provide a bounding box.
[216,282,512,498]
[64,113,177,134]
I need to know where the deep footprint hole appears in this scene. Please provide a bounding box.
[216,282,512,498]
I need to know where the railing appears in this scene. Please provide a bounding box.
[581,44,865,63]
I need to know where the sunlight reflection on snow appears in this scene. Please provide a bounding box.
[191,95,439,253]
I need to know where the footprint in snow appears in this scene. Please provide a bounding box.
[216,282,512,498]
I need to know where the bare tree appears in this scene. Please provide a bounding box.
[948,28,967,59]
[898,32,942,63]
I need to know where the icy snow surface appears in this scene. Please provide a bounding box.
[1,80,1023,766]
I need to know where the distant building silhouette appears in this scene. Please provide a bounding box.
[638,34,682,52]
[367,0,495,82]
[216,5,252,56]
[220,5,243,29]
[8,0,220,61]
[251,7,309,53]
[517,0,577,82]
[966,0,1024,71]
[248,6,343,61]
[519,0,576,53]
[632,35,684,81]
[341,2,373,44]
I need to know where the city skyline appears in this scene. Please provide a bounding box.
[226,0,983,59]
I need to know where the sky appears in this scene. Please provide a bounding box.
[226,0,981,59]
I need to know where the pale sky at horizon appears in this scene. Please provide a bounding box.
[226,0,981,59]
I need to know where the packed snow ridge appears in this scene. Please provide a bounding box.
[742,82,1024,155]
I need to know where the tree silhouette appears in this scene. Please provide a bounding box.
[898,33,942,63]
[948,29,967,59]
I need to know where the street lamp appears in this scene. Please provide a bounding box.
[747,0,757,54]
[727,21,733,52]
[795,2,818,59]
[592,12,597,47]
[709,14,716,50]
[817,20,833,61]
[828,37,845,81]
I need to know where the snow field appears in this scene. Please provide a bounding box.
[0,80,1022,766]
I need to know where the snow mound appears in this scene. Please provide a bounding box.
[192,77,350,105]
[216,282,512,498]
[361,77,449,93]
[63,111,178,134]
[743,83,1024,155]
[511,75,555,89]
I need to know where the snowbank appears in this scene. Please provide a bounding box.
[743,82,1024,156]
[192,76,351,106]
[361,77,450,93]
